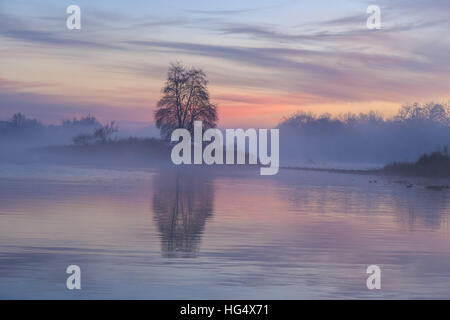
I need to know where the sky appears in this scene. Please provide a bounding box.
[0,0,449,128]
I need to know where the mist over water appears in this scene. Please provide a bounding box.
[1,104,450,298]
[0,114,165,167]
[4,103,450,170]
[278,104,450,168]
[0,114,101,162]
[0,165,449,299]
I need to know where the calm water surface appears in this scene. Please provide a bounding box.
[0,164,449,299]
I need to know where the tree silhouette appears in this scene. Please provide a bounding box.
[72,121,118,145]
[396,101,450,125]
[154,62,218,140]
[9,113,41,129]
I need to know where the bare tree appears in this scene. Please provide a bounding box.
[72,121,118,145]
[10,113,26,128]
[9,113,41,129]
[93,121,118,143]
[154,62,218,140]
[396,101,450,125]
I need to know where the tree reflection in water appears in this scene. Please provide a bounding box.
[152,170,214,258]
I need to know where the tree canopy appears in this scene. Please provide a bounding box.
[154,63,218,140]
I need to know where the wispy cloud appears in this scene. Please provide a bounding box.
[1,0,449,126]
[0,11,124,50]
[0,78,49,91]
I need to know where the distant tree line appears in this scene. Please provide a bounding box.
[279,101,450,129]
[278,101,450,165]
[0,113,117,146]
[0,113,43,131]
[61,114,100,128]
[0,113,102,133]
